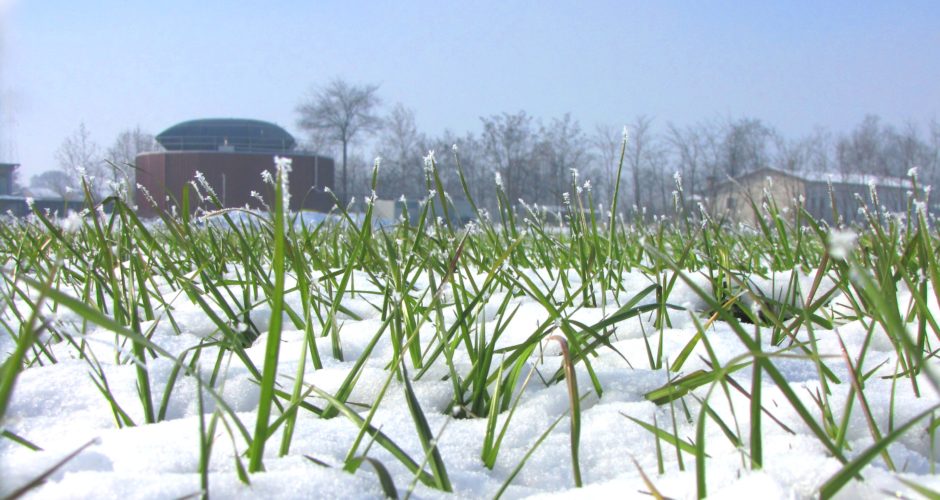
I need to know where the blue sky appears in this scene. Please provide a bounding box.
[2,1,939,178]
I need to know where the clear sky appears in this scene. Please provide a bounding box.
[1,1,939,178]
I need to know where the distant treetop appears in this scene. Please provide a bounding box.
[156,118,296,153]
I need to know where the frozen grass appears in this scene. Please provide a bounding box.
[1,151,939,499]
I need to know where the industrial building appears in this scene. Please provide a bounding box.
[135,118,334,217]
[711,167,911,226]
[372,197,476,226]
[0,163,85,216]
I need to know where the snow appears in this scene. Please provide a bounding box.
[2,265,939,499]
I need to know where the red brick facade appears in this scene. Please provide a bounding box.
[135,151,334,218]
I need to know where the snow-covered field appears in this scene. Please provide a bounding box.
[2,171,940,499]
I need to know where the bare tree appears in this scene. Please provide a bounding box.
[773,133,811,174]
[802,127,834,174]
[106,126,158,195]
[29,170,77,199]
[535,113,591,206]
[833,115,936,179]
[928,118,940,186]
[626,116,655,211]
[296,78,382,204]
[294,127,335,156]
[481,111,536,206]
[433,132,494,211]
[666,122,706,204]
[720,117,775,178]
[344,151,373,204]
[422,130,466,198]
[376,104,425,199]
[646,147,673,215]
[592,124,624,207]
[836,115,892,177]
[895,121,934,180]
[56,123,104,197]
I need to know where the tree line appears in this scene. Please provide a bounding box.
[28,124,157,200]
[299,79,940,216]
[28,78,940,217]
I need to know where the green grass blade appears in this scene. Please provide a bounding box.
[349,456,399,499]
[247,161,289,473]
[820,406,938,499]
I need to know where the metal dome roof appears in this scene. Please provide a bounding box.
[156,118,296,153]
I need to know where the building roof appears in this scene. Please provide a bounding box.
[156,118,296,153]
[716,166,909,190]
[21,186,62,198]
[798,170,908,189]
